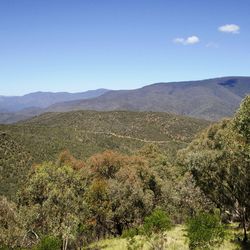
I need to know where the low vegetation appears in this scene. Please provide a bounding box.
[186,212,225,249]
[92,224,245,250]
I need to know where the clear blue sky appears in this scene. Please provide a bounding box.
[0,0,249,95]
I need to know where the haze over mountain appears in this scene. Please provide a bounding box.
[0,88,109,112]
[47,76,250,121]
[0,89,109,123]
[0,76,249,124]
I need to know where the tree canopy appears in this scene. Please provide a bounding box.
[179,95,250,242]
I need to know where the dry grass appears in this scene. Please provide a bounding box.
[90,225,245,250]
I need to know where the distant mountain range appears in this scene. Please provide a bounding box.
[0,89,109,123]
[0,89,109,112]
[0,76,249,123]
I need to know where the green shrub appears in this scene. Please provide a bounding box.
[122,227,140,238]
[186,212,225,250]
[35,236,61,250]
[0,247,9,250]
[143,209,172,236]
[110,211,175,250]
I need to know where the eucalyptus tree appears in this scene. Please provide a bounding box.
[179,96,250,242]
[18,162,88,250]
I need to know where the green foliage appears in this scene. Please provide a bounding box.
[122,227,140,238]
[0,196,25,249]
[122,228,143,250]
[0,110,209,199]
[34,236,61,250]
[0,133,32,199]
[143,209,172,236]
[18,162,87,249]
[14,148,184,248]
[94,224,245,250]
[142,209,172,250]
[173,173,214,223]
[186,212,225,250]
[123,209,172,250]
[180,95,250,242]
[0,105,218,249]
[233,95,250,142]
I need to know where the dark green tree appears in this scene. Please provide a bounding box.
[179,95,250,242]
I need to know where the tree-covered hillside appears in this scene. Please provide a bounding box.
[0,132,32,199]
[1,110,210,162]
[0,110,209,198]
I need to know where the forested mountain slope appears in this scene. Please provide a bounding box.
[0,110,210,197]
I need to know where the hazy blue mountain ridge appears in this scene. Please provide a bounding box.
[46,76,250,121]
[0,89,109,112]
[0,77,249,123]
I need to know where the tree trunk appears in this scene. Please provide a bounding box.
[64,237,68,250]
[242,208,248,242]
[62,238,68,250]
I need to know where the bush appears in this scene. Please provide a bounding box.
[122,209,172,250]
[35,236,61,250]
[122,227,144,250]
[122,227,140,238]
[143,209,172,236]
[186,212,225,250]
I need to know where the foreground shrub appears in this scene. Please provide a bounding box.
[143,209,172,236]
[123,209,172,250]
[35,236,61,250]
[122,227,144,250]
[122,227,140,238]
[186,212,225,249]
[143,209,172,249]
